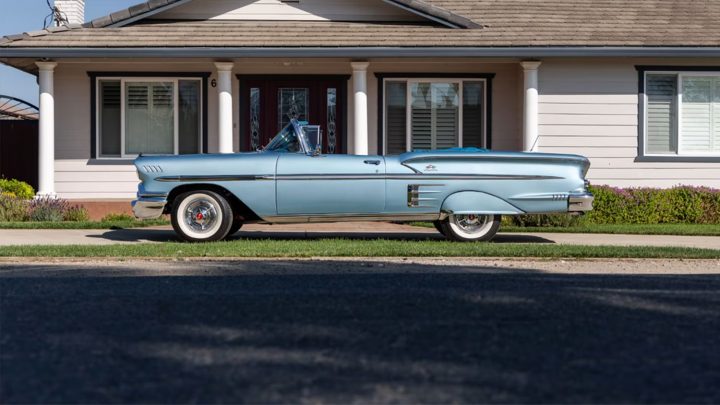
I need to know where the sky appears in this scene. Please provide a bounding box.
[0,0,142,105]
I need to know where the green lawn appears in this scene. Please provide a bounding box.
[0,240,718,259]
[411,222,720,236]
[501,224,720,236]
[0,219,169,229]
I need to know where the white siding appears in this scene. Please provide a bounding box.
[54,61,219,199]
[52,58,522,200]
[538,58,720,188]
[155,0,423,22]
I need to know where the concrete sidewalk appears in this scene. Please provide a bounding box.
[0,222,718,249]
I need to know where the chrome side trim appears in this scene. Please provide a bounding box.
[277,174,561,181]
[511,193,569,202]
[154,173,562,182]
[407,184,444,208]
[155,175,275,182]
[262,213,442,224]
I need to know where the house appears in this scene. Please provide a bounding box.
[0,0,719,214]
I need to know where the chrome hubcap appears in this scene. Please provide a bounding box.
[452,214,489,234]
[184,199,218,233]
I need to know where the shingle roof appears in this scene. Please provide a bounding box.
[1,0,720,48]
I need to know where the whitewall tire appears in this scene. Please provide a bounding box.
[171,191,234,242]
[440,214,501,242]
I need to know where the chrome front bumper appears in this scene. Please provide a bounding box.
[568,193,594,212]
[132,196,167,220]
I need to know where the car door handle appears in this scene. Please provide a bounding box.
[364,159,381,166]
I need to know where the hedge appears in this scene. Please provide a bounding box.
[510,185,720,226]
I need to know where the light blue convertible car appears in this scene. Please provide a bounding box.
[133,119,593,242]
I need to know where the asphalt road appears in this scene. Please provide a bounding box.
[2,258,720,404]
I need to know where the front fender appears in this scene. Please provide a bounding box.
[441,191,524,215]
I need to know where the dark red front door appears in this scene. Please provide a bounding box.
[240,76,348,153]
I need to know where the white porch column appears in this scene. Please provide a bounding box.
[36,61,58,197]
[215,62,234,154]
[521,61,542,152]
[351,61,370,155]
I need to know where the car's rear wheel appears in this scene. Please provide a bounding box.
[172,190,233,242]
[440,214,501,242]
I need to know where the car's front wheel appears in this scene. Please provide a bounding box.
[171,190,234,242]
[439,214,501,242]
[226,217,244,239]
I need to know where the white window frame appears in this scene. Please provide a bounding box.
[382,78,488,155]
[95,77,203,159]
[643,71,720,158]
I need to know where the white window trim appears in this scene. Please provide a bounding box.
[95,77,203,160]
[643,71,720,158]
[382,78,488,155]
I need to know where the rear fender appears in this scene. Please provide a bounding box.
[441,191,524,215]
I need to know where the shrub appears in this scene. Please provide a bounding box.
[29,197,69,222]
[510,185,720,227]
[0,193,29,221]
[584,185,720,225]
[101,213,135,222]
[0,179,35,200]
[64,205,90,222]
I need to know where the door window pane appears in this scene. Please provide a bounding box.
[410,82,459,151]
[178,80,200,154]
[278,88,309,130]
[250,87,261,150]
[99,80,121,157]
[681,76,720,153]
[327,88,337,154]
[385,82,407,154]
[125,82,174,155]
[463,82,484,148]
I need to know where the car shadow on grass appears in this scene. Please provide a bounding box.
[1,260,719,404]
[89,228,555,244]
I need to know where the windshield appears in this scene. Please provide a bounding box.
[264,122,302,153]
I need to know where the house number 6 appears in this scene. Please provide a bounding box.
[211,79,217,88]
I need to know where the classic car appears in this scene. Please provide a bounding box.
[132,119,594,242]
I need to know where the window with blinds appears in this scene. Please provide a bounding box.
[646,75,677,154]
[681,76,720,154]
[385,79,486,154]
[97,78,202,158]
[644,73,720,156]
[99,81,121,157]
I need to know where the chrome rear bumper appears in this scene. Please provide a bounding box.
[568,193,594,212]
[132,196,167,220]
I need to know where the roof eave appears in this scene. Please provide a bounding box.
[2,46,720,59]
